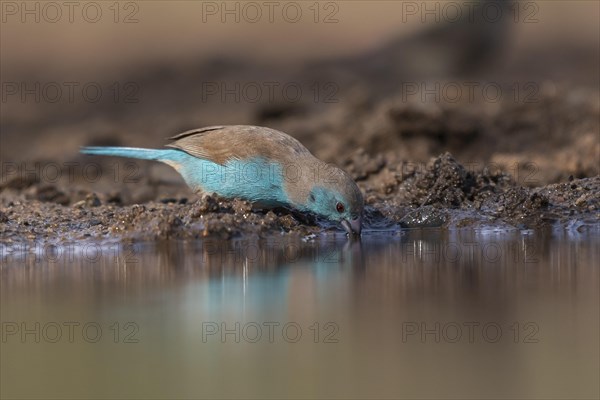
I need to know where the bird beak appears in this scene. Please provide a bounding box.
[341,217,362,237]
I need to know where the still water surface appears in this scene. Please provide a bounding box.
[1,227,599,399]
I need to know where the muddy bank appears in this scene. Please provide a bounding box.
[1,153,597,246]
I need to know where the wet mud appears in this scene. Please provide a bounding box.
[1,151,597,245]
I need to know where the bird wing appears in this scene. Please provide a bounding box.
[166,125,311,165]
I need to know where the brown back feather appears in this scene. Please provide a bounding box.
[166,125,311,165]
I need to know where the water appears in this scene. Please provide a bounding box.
[1,228,599,399]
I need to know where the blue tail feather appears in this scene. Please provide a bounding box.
[80,147,178,161]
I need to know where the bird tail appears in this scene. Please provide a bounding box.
[80,147,177,161]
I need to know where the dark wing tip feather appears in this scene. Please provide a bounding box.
[168,126,225,141]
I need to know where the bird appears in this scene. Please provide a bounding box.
[81,125,363,235]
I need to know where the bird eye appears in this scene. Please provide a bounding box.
[336,202,345,213]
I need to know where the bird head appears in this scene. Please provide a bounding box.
[304,166,364,236]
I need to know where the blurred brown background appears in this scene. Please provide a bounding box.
[1,0,599,186]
